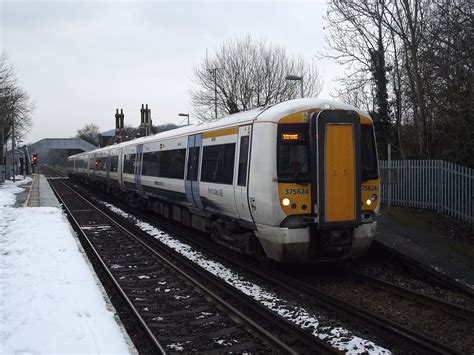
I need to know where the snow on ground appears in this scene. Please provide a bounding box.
[103,202,391,355]
[0,178,131,354]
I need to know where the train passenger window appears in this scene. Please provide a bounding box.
[201,143,236,185]
[110,156,119,173]
[142,151,160,177]
[142,149,186,179]
[237,136,249,186]
[89,158,95,170]
[277,124,309,183]
[123,154,136,174]
[169,149,186,179]
[187,147,200,181]
[361,125,379,181]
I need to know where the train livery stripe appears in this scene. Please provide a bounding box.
[324,124,356,222]
[202,127,238,139]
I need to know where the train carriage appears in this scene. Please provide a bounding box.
[68,98,380,263]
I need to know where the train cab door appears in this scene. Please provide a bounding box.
[233,125,254,222]
[185,134,204,209]
[311,110,361,228]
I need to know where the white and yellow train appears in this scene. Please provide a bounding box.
[67,98,380,263]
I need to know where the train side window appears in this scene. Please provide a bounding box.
[110,156,119,173]
[237,136,249,186]
[142,151,160,177]
[201,143,236,185]
[169,149,186,179]
[123,154,136,174]
[187,147,200,181]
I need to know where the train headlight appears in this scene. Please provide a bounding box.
[366,199,372,206]
[370,194,378,201]
[282,198,291,206]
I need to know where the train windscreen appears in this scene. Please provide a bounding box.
[361,125,378,181]
[277,124,309,183]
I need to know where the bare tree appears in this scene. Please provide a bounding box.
[0,53,34,173]
[191,36,322,120]
[322,0,473,166]
[323,0,392,157]
[76,123,100,146]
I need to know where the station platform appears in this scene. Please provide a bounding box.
[0,175,134,354]
[375,209,474,290]
[25,174,61,207]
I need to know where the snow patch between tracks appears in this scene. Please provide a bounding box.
[102,202,391,354]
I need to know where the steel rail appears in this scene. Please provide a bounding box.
[49,178,313,355]
[47,179,167,354]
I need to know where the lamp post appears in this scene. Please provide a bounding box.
[285,74,304,98]
[178,113,190,126]
[11,110,15,182]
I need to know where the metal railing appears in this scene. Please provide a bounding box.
[380,160,474,223]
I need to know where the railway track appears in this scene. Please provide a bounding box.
[93,197,470,354]
[44,166,473,353]
[42,168,337,354]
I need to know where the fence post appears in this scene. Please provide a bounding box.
[387,144,392,210]
[437,160,442,212]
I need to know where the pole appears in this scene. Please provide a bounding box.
[213,69,217,119]
[11,111,15,182]
[300,79,304,98]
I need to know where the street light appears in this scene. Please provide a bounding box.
[285,74,304,98]
[178,113,190,126]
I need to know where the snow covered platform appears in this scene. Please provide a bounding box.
[0,176,134,354]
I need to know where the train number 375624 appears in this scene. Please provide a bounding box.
[284,188,309,195]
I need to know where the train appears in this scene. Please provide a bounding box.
[67,98,380,263]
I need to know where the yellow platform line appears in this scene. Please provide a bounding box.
[23,174,37,208]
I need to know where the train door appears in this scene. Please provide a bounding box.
[311,110,361,228]
[185,134,203,209]
[105,153,110,181]
[118,148,124,190]
[134,144,144,194]
[233,125,254,222]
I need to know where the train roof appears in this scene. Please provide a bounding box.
[68,98,371,159]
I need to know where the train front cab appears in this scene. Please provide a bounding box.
[258,109,379,263]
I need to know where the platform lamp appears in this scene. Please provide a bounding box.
[285,74,304,98]
[178,113,190,126]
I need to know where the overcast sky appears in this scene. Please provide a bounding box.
[1,0,343,144]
